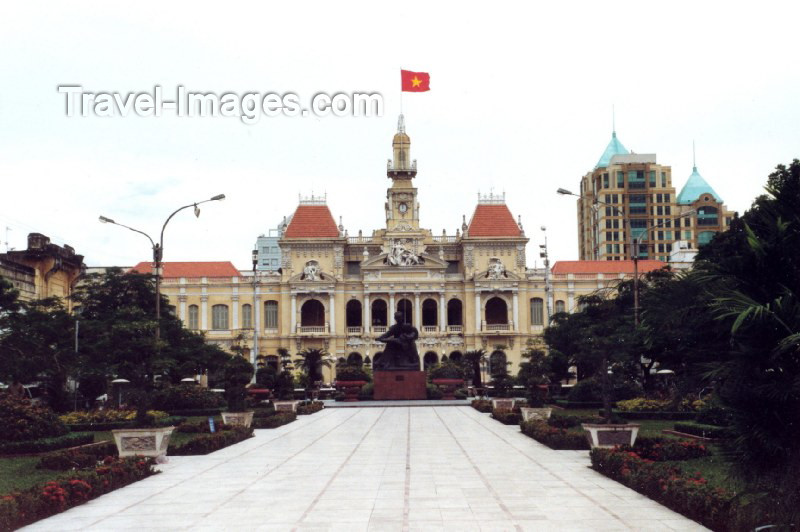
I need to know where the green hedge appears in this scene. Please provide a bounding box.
[492,411,522,425]
[0,433,94,455]
[164,408,224,417]
[673,422,732,440]
[0,456,156,530]
[65,415,185,432]
[170,427,253,456]
[252,412,296,429]
[520,420,589,450]
[297,402,324,415]
[555,399,605,409]
[471,399,492,413]
[623,437,709,461]
[37,441,118,470]
[608,410,696,421]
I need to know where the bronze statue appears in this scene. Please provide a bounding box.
[375,311,420,370]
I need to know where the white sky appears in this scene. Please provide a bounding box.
[1,1,798,269]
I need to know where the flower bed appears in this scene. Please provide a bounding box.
[0,456,156,530]
[169,427,253,456]
[471,399,492,413]
[520,420,589,450]
[251,412,296,429]
[673,422,732,440]
[609,410,696,421]
[296,401,324,415]
[0,433,94,456]
[590,447,733,530]
[36,441,118,471]
[622,437,709,461]
[492,408,522,425]
[59,410,169,425]
[1,395,68,443]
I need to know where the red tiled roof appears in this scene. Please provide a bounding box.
[467,204,521,237]
[129,261,240,278]
[284,205,339,238]
[551,260,666,275]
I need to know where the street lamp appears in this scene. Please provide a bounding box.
[99,194,225,346]
[251,248,259,383]
[539,226,552,321]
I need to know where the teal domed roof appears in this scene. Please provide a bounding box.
[595,131,629,169]
[677,166,722,204]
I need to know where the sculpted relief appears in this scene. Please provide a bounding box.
[385,240,424,267]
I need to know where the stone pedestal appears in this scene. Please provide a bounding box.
[374,370,427,400]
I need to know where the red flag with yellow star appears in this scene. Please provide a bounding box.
[401,70,430,92]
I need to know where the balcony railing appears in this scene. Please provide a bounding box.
[447,325,463,333]
[485,323,511,332]
[421,325,438,334]
[346,326,362,335]
[297,325,328,334]
[432,236,458,243]
[372,326,387,334]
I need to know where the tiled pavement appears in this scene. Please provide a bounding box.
[22,407,707,531]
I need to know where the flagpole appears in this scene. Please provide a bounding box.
[399,67,404,116]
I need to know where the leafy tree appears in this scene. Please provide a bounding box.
[294,347,330,389]
[223,355,254,412]
[462,349,486,387]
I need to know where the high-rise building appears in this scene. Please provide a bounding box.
[575,130,734,262]
[254,217,292,271]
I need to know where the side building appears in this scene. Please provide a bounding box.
[575,130,735,262]
[137,118,665,382]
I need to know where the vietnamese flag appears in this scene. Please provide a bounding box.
[401,70,430,92]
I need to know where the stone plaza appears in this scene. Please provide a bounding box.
[23,406,706,531]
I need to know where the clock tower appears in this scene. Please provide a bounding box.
[385,114,420,232]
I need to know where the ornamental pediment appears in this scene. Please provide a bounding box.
[361,252,447,270]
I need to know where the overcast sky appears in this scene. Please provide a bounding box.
[1,2,798,270]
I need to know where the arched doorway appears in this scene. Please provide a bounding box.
[347,352,363,367]
[490,350,507,375]
[396,298,412,324]
[447,299,463,326]
[449,351,463,363]
[301,299,325,326]
[421,298,437,327]
[423,351,438,370]
[485,297,508,325]
[346,300,362,328]
[371,299,387,327]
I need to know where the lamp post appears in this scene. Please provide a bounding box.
[539,226,552,321]
[99,194,225,346]
[251,248,259,383]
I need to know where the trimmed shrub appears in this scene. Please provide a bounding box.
[36,441,118,470]
[59,409,168,424]
[673,422,732,440]
[608,410,696,421]
[336,366,370,382]
[0,394,68,443]
[150,385,226,411]
[429,362,465,380]
[252,412,296,429]
[297,401,324,415]
[695,400,735,427]
[358,383,374,401]
[0,433,94,455]
[626,437,709,461]
[454,388,468,400]
[492,410,522,425]
[170,427,253,455]
[548,414,604,429]
[426,384,443,400]
[590,447,733,530]
[0,456,156,530]
[520,419,589,450]
[162,407,223,417]
[471,399,492,413]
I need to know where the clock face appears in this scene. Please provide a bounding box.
[398,202,408,214]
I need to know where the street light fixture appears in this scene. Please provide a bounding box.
[99,193,225,348]
[251,248,259,383]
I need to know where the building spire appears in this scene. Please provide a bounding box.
[692,140,697,171]
[612,104,616,137]
[397,114,405,134]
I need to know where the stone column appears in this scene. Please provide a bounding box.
[232,296,239,330]
[329,292,336,334]
[290,293,297,332]
[474,292,481,331]
[414,293,421,329]
[512,292,519,331]
[363,293,370,334]
[178,295,187,322]
[201,295,208,331]
[439,292,446,332]
[389,292,395,317]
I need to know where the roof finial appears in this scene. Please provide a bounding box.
[692,140,697,171]
[397,114,405,134]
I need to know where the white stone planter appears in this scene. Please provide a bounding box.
[273,400,300,413]
[581,423,641,449]
[221,411,254,428]
[112,426,175,458]
[520,407,552,422]
[491,398,517,411]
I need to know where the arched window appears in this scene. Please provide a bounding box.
[447,299,463,326]
[346,300,362,327]
[490,350,507,376]
[530,298,544,326]
[397,298,412,324]
[188,304,199,330]
[212,304,229,330]
[449,351,463,363]
[421,298,437,327]
[301,299,325,327]
[555,300,566,314]
[485,297,508,325]
[423,351,438,370]
[347,352,363,367]
[264,301,278,330]
[371,299,387,326]
[697,206,719,226]
[241,304,252,329]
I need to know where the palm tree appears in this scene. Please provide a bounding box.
[294,348,331,389]
[463,349,486,388]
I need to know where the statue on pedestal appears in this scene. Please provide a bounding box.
[375,311,420,370]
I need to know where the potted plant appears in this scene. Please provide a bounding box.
[430,362,465,400]
[518,346,552,422]
[335,365,369,402]
[220,355,255,428]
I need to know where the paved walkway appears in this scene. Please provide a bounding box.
[24,407,706,531]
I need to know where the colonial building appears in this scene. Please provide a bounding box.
[0,233,85,310]
[133,118,665,382]
[575,130,735,262]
